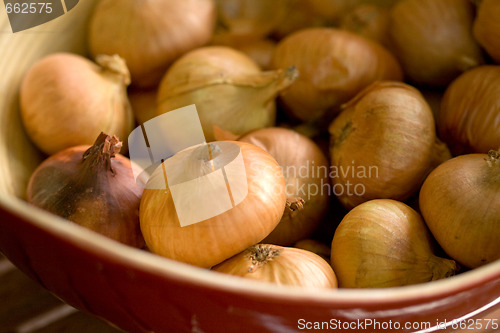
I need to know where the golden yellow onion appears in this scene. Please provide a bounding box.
[140,141,287,268]
[331,199,457,288]
[419,150,500,269]
[157,46,298,142]
[20,53,133,155]
[239,127,330,246]
[271,28,403,122]
[389,0,484,86]
[88,0,216,88]
[212,244,338,288]
[473,0,500,64]
[328,81,450,209]
[438,65,500,155]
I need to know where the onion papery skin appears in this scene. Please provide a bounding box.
[271,28,403,122]
[27,135,145,248]
[331,199,457,288]
[438,65,500,155]
[419,151,500,268]
[88,0,216,89]
[328,81,448,210]
[239,127,330,246]
[139,141,287,268]
[212,244,338,288]
[388,0,484,87]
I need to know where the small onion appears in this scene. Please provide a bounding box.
[389,0,484,86]
[88,0,216,88]
[27,133,145,248]
[438,65,500,155]
[157,46,298,142]
[328,81,451,209]
[239,127,330,246]
[419,150,500,269]
[271,28,403,122]
[140,141,287,268]
[212,244,338,288]
[20,53,134,156]
[473,0,500,64]
[331,199,457,288]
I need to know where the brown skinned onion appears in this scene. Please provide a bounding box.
[389,0,484,86]
[88,0,216,88]
[239,127,330,246]
[328,81,451,209]
[212,244,337,288]
[331,199,457,288]
[419,149,500,268]
[340,4,391,47]
[140,141,287,268]
[27,133,145,248]
[473,0,500,64]
[438,65,500,155]
[271,28,403,122]
[20,53,134,156]
[157,46,298,142]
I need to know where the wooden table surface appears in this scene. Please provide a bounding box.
[0,252,121,333]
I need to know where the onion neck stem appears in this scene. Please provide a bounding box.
[247,244,280,272]
[96,54,131,86]
[485,149,500,168]
[82,132,122,174]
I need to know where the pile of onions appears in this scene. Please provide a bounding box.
[238,127,330,246]
[388,0,484,86]
[139,141,287,268]
[419,149,500,269]
[27,133,145,248]
[331,199,457,288]
[88,0,216,88]
[156,46,298,142]
[20,53,134,156]
[271,28,403,122]
[328,81,450,209]
[438,65,500,155]
[212,244,337,288]
[473,0,500,64]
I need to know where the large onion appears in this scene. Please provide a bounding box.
[328,81,450,209]
[140,141,287,268]
[271,28,403,122]
[419,149,500,268]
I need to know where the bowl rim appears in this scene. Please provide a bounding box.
[2,192,499,309]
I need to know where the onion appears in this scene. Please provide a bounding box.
[239,127,330,246]
[419,149,500,268]
[438,65,500,155]
[20,53,134,156]
[328,81,451,209]
[157,46,298,142]
[26,133,145,248]
[88,0,216,88]
[388,0,484,86]
[139,141,287,268]
[212,244,337,288]
[331,199,457,288]
[215,0,288,39]
[473,0,500,64]
[271,28,403,122]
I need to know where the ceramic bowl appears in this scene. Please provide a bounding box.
[0,1,499,332]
